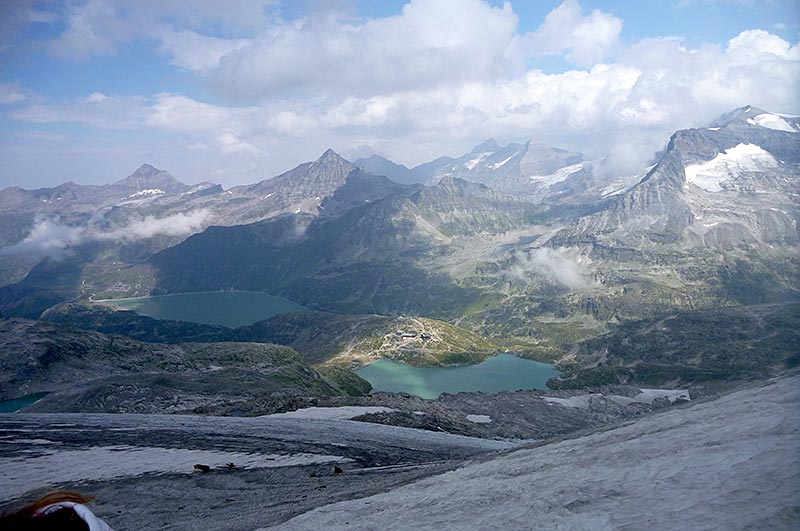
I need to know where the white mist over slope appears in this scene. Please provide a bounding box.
[0,210,210,258]
[507,248,590,289]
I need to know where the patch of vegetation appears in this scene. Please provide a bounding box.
[41,304,499,368]
[551,302,800,388]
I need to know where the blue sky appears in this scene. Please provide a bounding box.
[1,0,798,188]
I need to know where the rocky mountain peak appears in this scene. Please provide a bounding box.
[316,148,348,164]
[131,163,161,177]
[114,164,186,193]
[472,138,500,153]
[708,105,768,128]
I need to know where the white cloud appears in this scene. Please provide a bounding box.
[5,2,800,186]
[506,247,590,290]
[210,0,522,100]
[157,29,251,72]
[217,130,262,156]
[12,93,148,129]
[144,94,238,132]
[0,218,83,258]
[0,210,212,258]
[524,0,622,66]
[97,210,211,241]
[48,0,133,59]
[43,0,274,61]
[0,82,27,104]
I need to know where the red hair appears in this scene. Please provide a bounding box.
[0,491,95,530]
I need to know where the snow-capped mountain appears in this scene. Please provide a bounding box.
[358,138,643,204]
[556,106,799,249]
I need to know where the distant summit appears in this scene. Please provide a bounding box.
[708,105,799,133]
[354,154,417,185]
[114,164,187,194]
[471,138,501,153]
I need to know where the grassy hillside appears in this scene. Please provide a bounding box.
[550,302,800,388]
[42,304,500,367]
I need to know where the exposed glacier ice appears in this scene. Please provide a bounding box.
[464,152,494,170]
[684,143,778,192]
[752,113,798,133]
[529,162,585,187]
[271,375,800,531]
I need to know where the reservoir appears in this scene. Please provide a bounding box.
[0,392,49,413]
[99,291,306,328]
[356,353,559,399]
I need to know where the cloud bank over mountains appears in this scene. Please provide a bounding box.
[1,0,798,187]
[0,210,210,259]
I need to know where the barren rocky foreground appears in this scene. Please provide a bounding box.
[2,374,798,530]
[0,409,513,530]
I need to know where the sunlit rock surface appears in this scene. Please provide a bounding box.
[272,374,800,531]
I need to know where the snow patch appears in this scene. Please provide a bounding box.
[490,153,516,169]
[684,143,778,192]
[529,162,584,187]
[464,152,493,170]
[465,414,492,424]
[543,395,600,409]
[128,189,164,198]
[752,113,798,133]
[545,389,690,409]
[633,389,690,404]
[0,445,349,499]
[266,406,395,420]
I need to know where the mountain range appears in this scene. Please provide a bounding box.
[0,105,797,384]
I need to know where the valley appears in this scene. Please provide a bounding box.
[1,104,798,530]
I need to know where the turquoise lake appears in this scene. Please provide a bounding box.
[355,353,560,399]
[100,291,306,328]
[0,392,49,413]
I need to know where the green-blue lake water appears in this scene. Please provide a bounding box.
[100,291,306,328]
[0,392,49,413]
[356,353,559,399]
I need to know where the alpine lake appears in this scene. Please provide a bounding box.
[98,290,306,328]
[356,354,559,399]
[97,291,559,398]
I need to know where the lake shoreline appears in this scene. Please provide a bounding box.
[93,290,307,328]
[356,353,560,399]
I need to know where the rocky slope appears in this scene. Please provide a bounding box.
[41,303,500,367]
[270,373,800,531]
[0,318,370,412]
[550,302,800,388]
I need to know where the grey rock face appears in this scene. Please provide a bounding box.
[557,106,800,248]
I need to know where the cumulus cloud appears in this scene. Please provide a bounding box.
[157,29,251,72]
[44,0,274,61]
[524,0,622,65]
[506,247,590,290]
[210,0,522,100]
[5,1,800,185]
[0,210,211,258]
